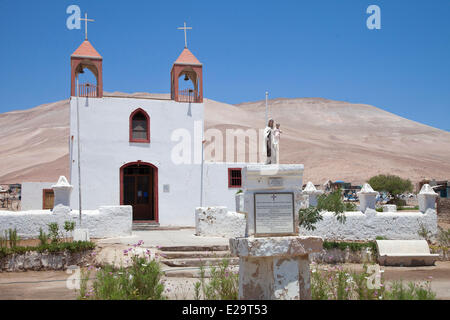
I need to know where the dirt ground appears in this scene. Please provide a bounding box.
[0,261,449,300]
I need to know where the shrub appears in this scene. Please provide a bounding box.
[310,263,436,300]
[436,227,450,248]
[344,202,357,211]
[383,281,435,300]
[0,241,95,258]
[298,189,348,230]
[195,259,239,300]
[323,240,378,255]
[48,222,60,244]
[316,189,347,224]
[79,241,166,300]
[8,228,20,248]
[298,207,323,231]
[0,232,7,249]
[417,221,432,242]
[63,221,76,242]
[38,228,49,245]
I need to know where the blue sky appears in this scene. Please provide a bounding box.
[0,0,449,131]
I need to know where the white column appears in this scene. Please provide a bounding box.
[357,183,378,212]
[418,184,438,213]
[51,176,73,209]
[302,181,324,207]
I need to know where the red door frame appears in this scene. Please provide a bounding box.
[120,161,159,223]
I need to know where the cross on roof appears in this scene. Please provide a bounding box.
[177,22,192,48]
[80,13,94,40]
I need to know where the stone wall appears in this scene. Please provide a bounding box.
[437,198,450,224]
[299,209,437,241]
[0,205,132,239]
[0,250,92,272]
[195,206,246,238]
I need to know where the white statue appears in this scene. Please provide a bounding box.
[273,123,282,164]
[264,119,276,164]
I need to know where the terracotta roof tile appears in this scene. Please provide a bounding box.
[174,48,201,65]
[71,40,102,59]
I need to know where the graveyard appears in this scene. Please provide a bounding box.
[1,1,450,307]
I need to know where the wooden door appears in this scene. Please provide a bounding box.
[122,164,154,221]
[42,189,54,209]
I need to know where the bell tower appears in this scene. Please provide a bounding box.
[70,40,103,98]
[171,22,203,103]
[171,48,203,103]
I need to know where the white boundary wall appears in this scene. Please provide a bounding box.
[299,209,438,240]
[195,206,246,238]
[0,205,132,239]
[195,207,438,240]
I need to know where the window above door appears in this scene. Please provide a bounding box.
[129,108,150,143]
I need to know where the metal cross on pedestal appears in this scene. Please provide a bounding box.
[80,13,94,40]
[177,22,192,48]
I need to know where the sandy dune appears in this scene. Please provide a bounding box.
[0,93,449,186]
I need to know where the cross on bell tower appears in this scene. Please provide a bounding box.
[177,22,192,48]
[80,13,94,40]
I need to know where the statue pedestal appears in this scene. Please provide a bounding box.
[230,236,323,300]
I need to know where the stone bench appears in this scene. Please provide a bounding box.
[376,240,439,266]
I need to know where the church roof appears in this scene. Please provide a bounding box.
[71,40,102,59]
[174,48,202,66]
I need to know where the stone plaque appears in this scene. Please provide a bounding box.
[254,192,295,236]
[268,177,283,187]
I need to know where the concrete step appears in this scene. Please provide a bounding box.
[162,265,239,278]
[159,245,229,252]
[132,223,160,231]
[161,257,239,268]
[161,251,234,259]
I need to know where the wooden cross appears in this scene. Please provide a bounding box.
[80,13,94,40]
[177,22,192,48]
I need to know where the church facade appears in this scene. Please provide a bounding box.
[65,39,245,226]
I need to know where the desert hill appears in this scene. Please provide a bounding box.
[0,92,449,186]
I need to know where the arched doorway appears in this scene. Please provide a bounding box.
[120,162,158,222]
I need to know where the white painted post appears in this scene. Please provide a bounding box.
[357,183,378,213]
[418,184,438,213]
[302,181,324,207]
[51,176,73,209]
[265,91,268,126]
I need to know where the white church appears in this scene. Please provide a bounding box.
[21,30,252,227]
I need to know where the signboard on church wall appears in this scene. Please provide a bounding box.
[253,192,296,237]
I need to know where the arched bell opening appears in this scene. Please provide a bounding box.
[177,67,199,103]
[74,60,99,97]
[73,60,101,97]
